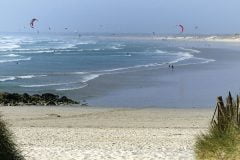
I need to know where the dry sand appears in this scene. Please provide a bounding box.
[0,106,213,160]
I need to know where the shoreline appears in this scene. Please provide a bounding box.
[98,34,240,43]
[70,46,240,107]
[0,106,213,159]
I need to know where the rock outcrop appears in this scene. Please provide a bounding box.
[0,92,79,106]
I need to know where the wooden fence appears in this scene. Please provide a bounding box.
[211,92,240,131]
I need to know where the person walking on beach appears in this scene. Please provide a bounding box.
[171,65,174,71]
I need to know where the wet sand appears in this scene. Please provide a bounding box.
[0,106,212,160]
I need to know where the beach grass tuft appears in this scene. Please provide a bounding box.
[195,124,240,159]
[195,92,240,160]
[0,115,24,160]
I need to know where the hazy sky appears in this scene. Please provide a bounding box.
[0,0,239,34]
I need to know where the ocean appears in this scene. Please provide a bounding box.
[1,33,238,107]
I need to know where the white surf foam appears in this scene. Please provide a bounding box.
[95,51,197,74]
[20,80,80,88]
[57,44,78,50]
[0,44,20,51]
[20,82,68,88]
[155,50,168,54]
[109,54,132,57]
[18,73,97,90]
[194,57,216,64]
[71,72,88,75]
[56,84,88,91]
[168,52,194,63]
[35,50,55,53]
[77,41,96,45]
[99,63,164,73]
[110,46,122,50]
[2,54,20,57]
[81,74,100,83]
[85,48,102,51]
[0,76,16,82]
[175,58,216,67]
[179,47,201,53]
[0,74,47,82]
[103,52,214,72]
[108,44,124,50]
[0,57,31,63]
[17,75,46,79]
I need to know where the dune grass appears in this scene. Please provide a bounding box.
[195,93,240,160]
[0,115,24,160]
[195,124,240,159]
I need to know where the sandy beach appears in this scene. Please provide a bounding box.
[0,106,212,160]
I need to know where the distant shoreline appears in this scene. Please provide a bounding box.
[97,34,240,43]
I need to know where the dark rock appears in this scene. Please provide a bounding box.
[32,94,41,98]
[0,92,79,106]
[58,96,68,102]
[41,93,59,101]
[58,96,79,104]
[22,93,30,103]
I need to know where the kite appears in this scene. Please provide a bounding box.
[177,24,184,33]
[30,18,38,28]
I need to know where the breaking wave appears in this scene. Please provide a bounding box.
[0,57,31,63]
[56,84,88,91]
[0,75,46,82]
[2,54,20,57]
[179,47,201,53]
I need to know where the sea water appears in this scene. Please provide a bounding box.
[0,33,215,99]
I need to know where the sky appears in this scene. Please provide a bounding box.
[0,0,240,34]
